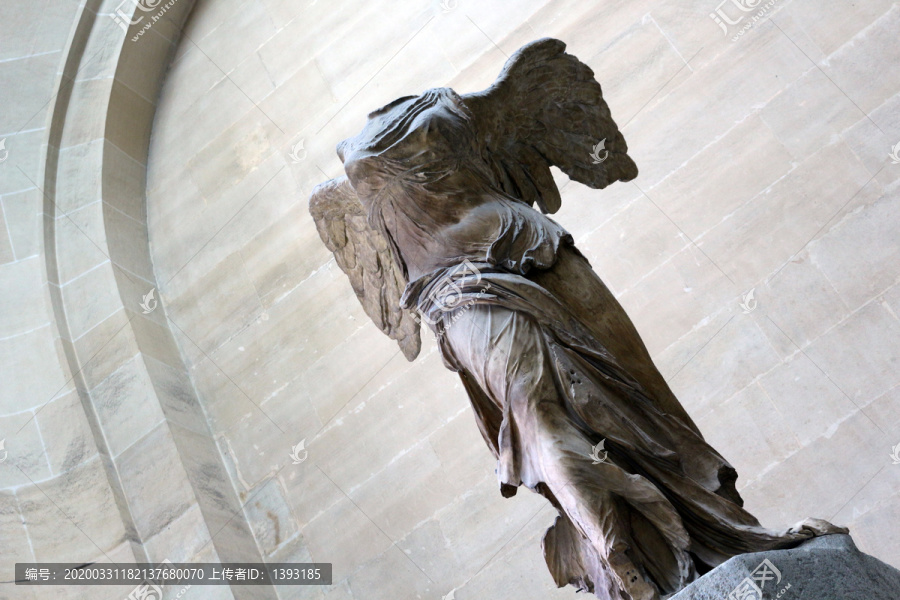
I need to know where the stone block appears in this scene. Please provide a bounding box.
[808,185,899,311]
[763,251,853,347]
[579,194,688,296]
[16,457,126,562]
[648,115,794,241]
[301,492,392,583]
[153,76,255,171]
[55,139,104,215]
[455,506,572,599]
[186,108,284,202]
[298,324,405,432]
[350,438,464,542]
[35,388,96,475]
[0,256,50,338]
[73,307,140,389]
[239,204,332,309]
[59,261,121,340]
[256,60,336,137]
[0,51,59,133]
[244,477,299,557]
[59,77,114,151]
[698,141,871,287]
[0,130,45,197]
[1,188,41,259]
[116,25,177,105]
[761,67,865,160]
[190,0,277,78]
[164,249,262,356]
[862,383,900,440]
[0,325,69,414]
[90,355,165,459]
[670,315,782,421]
[805,301,900,405]
[555,177,643,242]
[0,492,34,588]
[105,202,155,282]
[740,410,884,530]
[126,307,185,372]
[625,26,808,189]
[144,503,212,565]
[0,410,51,489]
[398,474,546,586]
[309,355,451,494]
[103,140,147,221]
[759,352,858,446]
[313,2,432,102]
[820,6,900,114]
[586,13,687,127]
[54,200,108,285]
[617,244,735,356]
[347,545,434,600]
[228,51,277,107]
[106,79,157,164]
[117,422,196,539]
[851,497,900,571]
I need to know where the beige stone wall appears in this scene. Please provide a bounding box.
[2,0,899,599]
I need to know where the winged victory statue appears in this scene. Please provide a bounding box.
[309,38,845,600]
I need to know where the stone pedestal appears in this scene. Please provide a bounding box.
[670,534,900,600]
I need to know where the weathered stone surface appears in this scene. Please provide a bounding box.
[670,534,900,600]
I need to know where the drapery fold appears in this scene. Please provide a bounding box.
[404,249,831,599]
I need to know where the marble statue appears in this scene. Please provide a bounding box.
[309,38,846,600]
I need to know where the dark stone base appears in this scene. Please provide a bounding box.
[669,534,900,599]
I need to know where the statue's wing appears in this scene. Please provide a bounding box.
[309,176,421,361]
[462,38,638,214]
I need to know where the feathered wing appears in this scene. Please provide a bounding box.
[309,176,421,361]
[462,38,638,214]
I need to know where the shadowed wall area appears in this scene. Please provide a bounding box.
[1,1,899,599]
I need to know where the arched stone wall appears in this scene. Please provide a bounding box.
[1,0,282,598]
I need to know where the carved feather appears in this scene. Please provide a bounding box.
[463,37,638,214]
[309,176,421,361]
